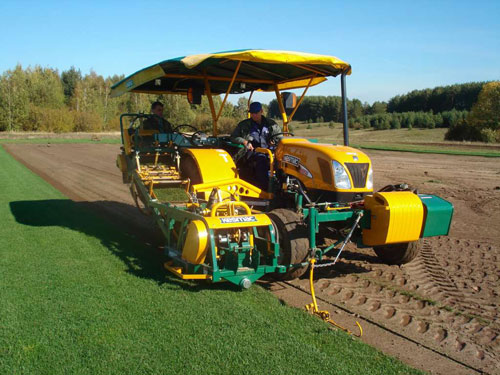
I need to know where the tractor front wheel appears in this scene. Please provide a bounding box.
[268,209,310,280]
[373,240,422,265]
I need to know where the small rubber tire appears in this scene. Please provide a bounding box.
[268,208,310,280]
[373,240,422,265]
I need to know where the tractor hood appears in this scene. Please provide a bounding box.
[275,138,372,193]
[276,138,371,165]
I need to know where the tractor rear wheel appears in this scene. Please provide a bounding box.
[373,240,422,265]
[268,208,310,280]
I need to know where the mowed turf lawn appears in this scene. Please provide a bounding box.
[292,123,500,157]
[0,146,420,375]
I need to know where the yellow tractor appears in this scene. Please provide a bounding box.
[112,50,453,288]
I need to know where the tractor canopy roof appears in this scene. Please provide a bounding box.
[110,49,351,98]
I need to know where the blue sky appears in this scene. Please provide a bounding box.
[1,0,499,104]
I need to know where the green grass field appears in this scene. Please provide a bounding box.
[290,122,500,157]
[0,145,420,375]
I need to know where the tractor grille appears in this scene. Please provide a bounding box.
[345,163,369,188]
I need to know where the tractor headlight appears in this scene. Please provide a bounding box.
[366,167,373,190]
[332,161,351,189]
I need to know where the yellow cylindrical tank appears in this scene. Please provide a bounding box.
[363,192,424,246]
[182,220,208,264]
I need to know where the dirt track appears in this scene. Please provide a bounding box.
[4,143,500,374]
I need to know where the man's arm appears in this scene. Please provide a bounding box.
[269,122,284,143]
[230,122,247,145]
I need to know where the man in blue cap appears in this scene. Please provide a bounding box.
[231,102,282,190]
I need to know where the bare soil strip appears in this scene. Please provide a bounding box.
[4,144,499,374]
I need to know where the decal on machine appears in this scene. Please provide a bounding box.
[219,216,258,224]
[283,154,300,167]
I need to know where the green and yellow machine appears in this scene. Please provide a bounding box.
[111,50,453,288]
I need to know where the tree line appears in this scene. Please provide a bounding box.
[268,81,498,142]
[352,110,468,130]
[387,82,485,113]
[0,65,251,133]
[0,65,497,142]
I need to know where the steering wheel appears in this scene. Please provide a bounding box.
[172,124,201,146]
[269,131,294,144]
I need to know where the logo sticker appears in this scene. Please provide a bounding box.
[219,216,257,224]
[283,154,300,167]
[126,80,134,88]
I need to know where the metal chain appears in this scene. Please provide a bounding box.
[312,211,363,269]
[314,260,340,268]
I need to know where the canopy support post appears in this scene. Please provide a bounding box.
[341,73,349,146]
[216,60,242,122]
[247,90,254,118]
[203,72,218,136]
[274,84,288,133]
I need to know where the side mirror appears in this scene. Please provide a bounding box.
[187,87,203,105]
[282,92,296,109]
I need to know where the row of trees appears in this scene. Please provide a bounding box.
[268,96,391,123]
[268,83,487,124]
[446,82,500,142]
[387,82,485,113]
[267,82,498,142]
[0,65,250,133]
[352,109,469,130]
[0,65,497,141]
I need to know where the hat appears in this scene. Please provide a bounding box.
[249,102,262,113]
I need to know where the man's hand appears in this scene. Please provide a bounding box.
[243,140,254,151]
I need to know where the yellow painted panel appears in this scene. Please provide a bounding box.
[122,128,132,154]
[182,220,208,264]
[185,148,237,182]
[275,138,372,193]
[363,192,424,246]
[110,64,165,98]
[164,262,211,280]
[192,178,273,200]
[181,50,351,75]
[116,153,127,173]
[184,148,239,200]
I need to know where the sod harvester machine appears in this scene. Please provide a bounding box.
[111,50,453,289]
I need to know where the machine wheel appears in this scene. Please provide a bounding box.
[130,179,152,215]
[373,240,422,265]
[180,156,204,200]
[180,156,202,185]
[268,208,310,280]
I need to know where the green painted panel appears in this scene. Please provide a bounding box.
[419,194,454,237]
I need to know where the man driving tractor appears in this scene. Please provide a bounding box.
[230,102,282,190]
[142,101,173,133]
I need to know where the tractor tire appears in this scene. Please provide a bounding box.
[268,208,310,280]
[130,179,152,216]
[373,240,422,265]
[180,156,202,185]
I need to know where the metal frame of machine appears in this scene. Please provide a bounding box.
[112,50,454,288]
